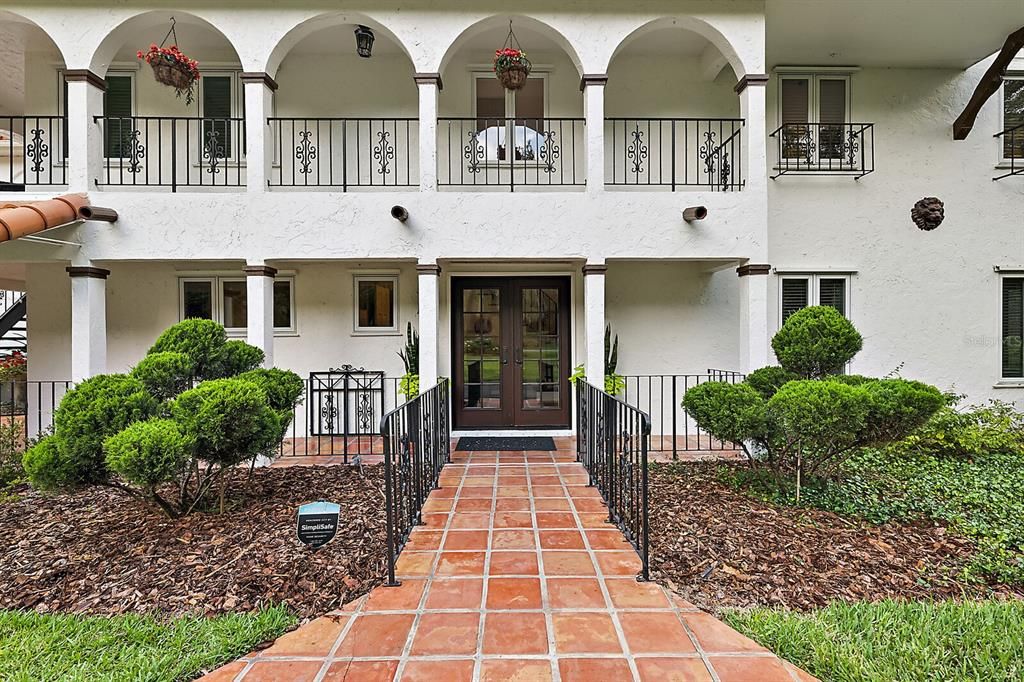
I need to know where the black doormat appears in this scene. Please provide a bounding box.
[456,436,557,451]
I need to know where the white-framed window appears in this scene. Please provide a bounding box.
[779,73,852,161]
[472,71,548,162]
[1002,275,1023,379]
[354,274,399,334]
[1000,75,1024,161]
[779,273,851,325]
[178,275,295,334]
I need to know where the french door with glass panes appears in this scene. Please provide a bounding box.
[453,277,570,429]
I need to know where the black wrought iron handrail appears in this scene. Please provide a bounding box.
[268,117,418,189]
[0,115,67,189]
[994,123,1024,180]
[620,372,745,457]
[93,116,246,191]
[576,380,650,581]
[380,379,451,586]
[605,117,745,191]
[770,122,875,178]
[438,117,585,190]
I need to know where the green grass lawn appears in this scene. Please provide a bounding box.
[723,600,1024,682]
[0,607,296,682]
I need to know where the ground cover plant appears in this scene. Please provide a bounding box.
[722,600,1024,682]
[0,607,295,682]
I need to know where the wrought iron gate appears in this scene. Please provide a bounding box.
[307,366,385,455]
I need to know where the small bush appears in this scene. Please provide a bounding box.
[895,400,1024,460]
[148,319,227,380]
[105,419,192,489]
[859,378,945,445]
[0,421,25,488]
[771,306,863,378]
[132,352,194,401]
[744,366,798,399]
[236,368,303,412]
[211,340,264,379]
[172,379,280,468]
[682,382,767,446]
[24,375,159,488]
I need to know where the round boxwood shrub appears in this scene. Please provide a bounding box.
[132,351,194,401]
[766,379,871,460]
[744,366,799,399]
[772,306,863,378]
[211,340,265,379]
[859,378,945,444]
[23,374,160,488]
[105,418,193,488]
[148,319,228,380]
[682,381,767,445]
[171,378,281,468]
[236,368,304,411]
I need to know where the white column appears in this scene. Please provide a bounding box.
[737,75,769,194]
[64,71,105,193]
[67,265,108,381]
[414,74,441,192]
[583,263,606,387]
[244,264,276,367]
[417,263,440,391]
[581,75,607,194]
[738,264,770,373]
[242,73,277,193]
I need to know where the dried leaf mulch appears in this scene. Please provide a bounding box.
[0,465,386,618]
[649,463,1022,614]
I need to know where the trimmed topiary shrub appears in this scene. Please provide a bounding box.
[236,368,304,441]
[148,319,228,380]
[682,382,767,446]
[744,366,799,399]
[211,340,265,379]
[132,351,194,401]
[23,374,159,488]
[771,306,863,378]
[104,419,194,517]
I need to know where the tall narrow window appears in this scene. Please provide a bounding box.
[1003,277,1024,378]
[818,79,848,159]
[779,74,851,161]
[1003,78,1024,159]
[201,75,234,158]
[103,75,133,158]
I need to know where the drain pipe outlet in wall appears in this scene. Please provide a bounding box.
[683,206,708,223]
[391,205,409,222]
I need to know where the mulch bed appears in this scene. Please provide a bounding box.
[649,463,1022,613]
[0,466,386,618]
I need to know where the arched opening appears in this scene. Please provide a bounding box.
[606,21,743,191]
[437,16,585,190]
[90,12,245,190]
[268,15,418,189]
[0,11,67,189]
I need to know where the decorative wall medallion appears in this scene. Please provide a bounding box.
[911,197,944,231]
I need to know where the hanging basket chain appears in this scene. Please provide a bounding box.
[139,16,200,106]
[502,20,524,52]
[494,19,531,91]
[159,16,178,49]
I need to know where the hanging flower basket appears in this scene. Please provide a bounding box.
[494,47,531,91]
[137,43,201,105]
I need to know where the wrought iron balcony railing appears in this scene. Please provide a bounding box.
[438,117,585,191]
[995,123,1024,180]
[0,116,67,190]
[268,118,418,189]
[770,122,875,178]
[93,116,245,191]
[605,118,745,191]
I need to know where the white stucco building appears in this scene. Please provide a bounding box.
[0,1,1021,444]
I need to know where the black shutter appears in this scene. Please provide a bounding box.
[202,76,233,158]
[1003,278,1024,378]
[103,76,133,158]
[781,278,809,323]
[818,278,847,316]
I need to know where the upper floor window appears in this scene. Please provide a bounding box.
[1003,276,1023,379]
[779,74,851,161]
[1002,76,1024,160]
[199,73,240,159]
[473,73,546,162]
[103,73,136,158]
[780,273,850,324]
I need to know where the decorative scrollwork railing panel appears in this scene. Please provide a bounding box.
[0,116,67,189]
[268,118,418,189]
[605,118,745,191]
[94,116,245,191]
[381,379,451,586]
[576,381,650,581]
[770,122,875,178]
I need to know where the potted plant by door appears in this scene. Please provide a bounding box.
[398,322,419,400]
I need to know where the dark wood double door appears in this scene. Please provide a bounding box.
[453,277,571,429]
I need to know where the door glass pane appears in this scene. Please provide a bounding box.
[520,287,560,410]
[462,288,502,410]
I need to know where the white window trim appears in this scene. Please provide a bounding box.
[777,273,852,329]
[998,272,1024,385]
[353,273,400,336]
[177,274,296,336]
[998,73,1023,167]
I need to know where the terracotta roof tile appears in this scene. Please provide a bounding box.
[0,194,89,243]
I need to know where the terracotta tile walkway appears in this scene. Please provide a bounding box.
[204,447,815,682]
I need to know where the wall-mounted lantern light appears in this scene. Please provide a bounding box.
[354,25,375,58]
